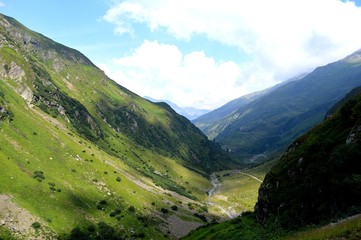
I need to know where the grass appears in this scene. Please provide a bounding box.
[286,214,361,240]
[206,158,276,217]
[184,212,361,240]
[0,76,214,239]
[208,171,261,215]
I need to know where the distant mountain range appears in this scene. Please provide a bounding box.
[194,50,361,165]
[144,96,210,120]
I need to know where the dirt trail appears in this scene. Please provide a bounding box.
[238,171,263,183]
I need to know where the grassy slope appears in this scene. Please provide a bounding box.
[211,51,361,165]
[256,91,361,229]
[183,213,361,240]
[206,158,277,219]
[0,14,234,239]
[0,76,213,238]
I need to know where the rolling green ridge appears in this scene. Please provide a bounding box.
[195,52,361,165]
[0,13,236,239]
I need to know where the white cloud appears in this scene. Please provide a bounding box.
[0,1,5,7]
[99,40,256,109]
[103,0,361,109]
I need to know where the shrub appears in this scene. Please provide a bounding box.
[128,206,135,212]
[31,222,41,229]
[161,208,169,214]
[171,205,178,211]
[97,200,108,210]
[116,176,121,182]
[194,213,208,222]
[113,209,121,215]
[33,171,45,182]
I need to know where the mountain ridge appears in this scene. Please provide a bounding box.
[195,50,361,165]
[0,13,235,239]
[255,86,361,228]
[144,96,210,120]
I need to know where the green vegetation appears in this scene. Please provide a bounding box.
[286,214,361,240]
[185,88,361,239]
[196,52,361,165]
[183,212,286,240]
[256,90,361,228]
[184,213,361,240]
[31,222,41,229]
[0,13,231,239]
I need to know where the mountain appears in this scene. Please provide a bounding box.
[197,51,361,165]
[183,87,361,240]
[255,86,361,228]
[144,96,210,120]
[192,89,269,139]
[193,74,307,139]
[0,13,235,239]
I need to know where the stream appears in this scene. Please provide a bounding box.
[208,173,218,197]
[206,173,239,219]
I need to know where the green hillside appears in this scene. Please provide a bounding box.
[0,13,235,239]
[183,87,361,240]
[196,52,361,165]
[192,89,269,140]
[256,87,361,228]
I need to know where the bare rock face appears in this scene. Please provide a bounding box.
[0,58,34,104]
[8,61,24,80]
[17,84,33,103]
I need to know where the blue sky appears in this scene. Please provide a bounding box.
[2,0,361,109]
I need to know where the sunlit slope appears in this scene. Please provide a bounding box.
[0,13,234,175]
[0,13,236,239]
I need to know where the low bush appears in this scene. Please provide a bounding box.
[31,222,41,229]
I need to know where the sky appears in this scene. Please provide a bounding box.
[2,0,361,110]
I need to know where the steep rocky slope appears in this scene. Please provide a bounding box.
[256,87,361,228]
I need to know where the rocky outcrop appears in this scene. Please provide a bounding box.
[255,90,361,228]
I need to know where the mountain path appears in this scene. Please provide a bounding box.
[237,171,263,183]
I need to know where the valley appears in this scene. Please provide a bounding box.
[0,11,361,240]
[0,13,262,239]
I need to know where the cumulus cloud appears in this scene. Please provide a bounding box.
[103,0,361,109]
[99,40,256,109]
